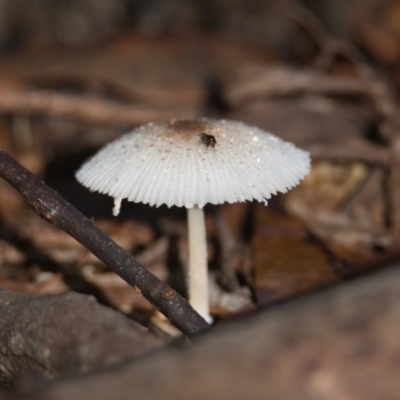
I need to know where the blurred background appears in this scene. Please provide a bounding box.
[0,0,391,50]
[0,0,399,327]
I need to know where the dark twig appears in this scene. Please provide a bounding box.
[0,148,210,336]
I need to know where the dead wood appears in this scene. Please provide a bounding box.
[0,88,181,127]
[0,286,166,389]
[0,148,210,336]
[9,262,400,400]
[17,70,202,107]
[224,67,368,107]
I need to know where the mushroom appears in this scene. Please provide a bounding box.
[75,118,310,322]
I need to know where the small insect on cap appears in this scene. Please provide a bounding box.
[76,117,310,213]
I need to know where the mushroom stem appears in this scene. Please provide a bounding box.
[187,205,210,322]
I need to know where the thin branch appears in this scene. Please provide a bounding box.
[225,67,367,107]
[0,148,210,336]
[0,88,182,127]
[18,70,202,107]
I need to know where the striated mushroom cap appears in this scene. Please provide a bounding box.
[76,118,310,212]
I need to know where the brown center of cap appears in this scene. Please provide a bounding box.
[168,118,209,136]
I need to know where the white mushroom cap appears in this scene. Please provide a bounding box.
[76,118,310,211]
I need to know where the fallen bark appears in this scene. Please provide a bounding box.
[0,287,166,389]
[15,262,400,400]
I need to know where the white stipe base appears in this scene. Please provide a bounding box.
[187,206,211,322]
